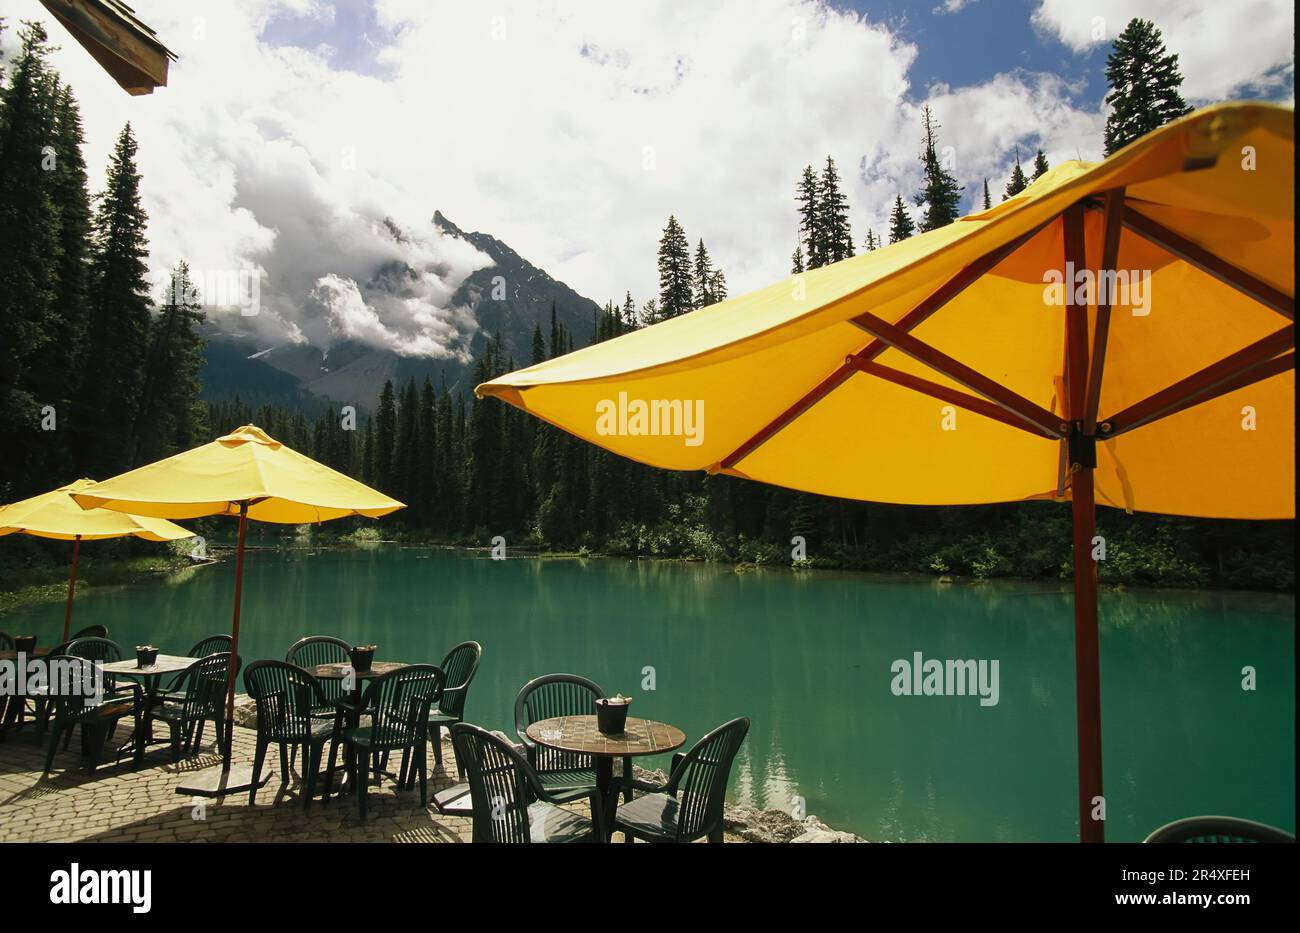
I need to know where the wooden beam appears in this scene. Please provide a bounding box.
[1083,189,1125,434]
[1062,203,1090,422]
[39,0,174,94]
[851,360,1060,437]
[719,364,855,469]
[1123,209,1294,321]
[849,217,1055,354]
[1101,326,1295,437]
[851,309,1066,438]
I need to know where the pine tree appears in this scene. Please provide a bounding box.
[862,229,878,251]
[133,261,206,463]
[1103,18,1191,155]
[374,379,397,494]
[818,156,855,263]
[791,243,805,274]
[795,165,820,268]
[1032,148,1049,180]
[692,239,716,309]
[709,267,727,304]
[982,178,992,210]
[1003,151,1029,200]
[393,378,420,521]
[915,106,963,231]
[530,321,545,365]
[22,81,94,488]
[417,376,437,527]
[888,194,915,243]
[361,416,375,485]
[0,21,63,495]
[75,123,153,476]
[656,215,693,319]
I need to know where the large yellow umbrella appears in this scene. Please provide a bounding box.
[0,479,194,642]
[72,425,404,784]
[477,102,1294,842]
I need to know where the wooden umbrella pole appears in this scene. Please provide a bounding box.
[223,501,249,767]
[1070,469,1105,843]
[62,535,81,643]
[1063,200,1105,843]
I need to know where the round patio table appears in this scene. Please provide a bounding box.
[525,715,686,840]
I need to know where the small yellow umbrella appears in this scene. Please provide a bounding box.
[0,479,194,642]
[478,103,1294,841]
[73,425,404,784]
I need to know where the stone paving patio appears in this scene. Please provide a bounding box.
[0,721,483,843]
[0,719,778,842]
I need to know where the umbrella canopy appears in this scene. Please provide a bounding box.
[0,478,194,541]
[0,479,194,641]
[71,424,404,522]
[478,102,1294,841]
[71,425,404,783]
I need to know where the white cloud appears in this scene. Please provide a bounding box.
[1032,0,1296,101]
[3,0,1287,362]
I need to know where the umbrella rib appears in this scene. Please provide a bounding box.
[1083,189,1126,434]
[849,309,1066,438]
[719,217,1057,470]
[1099,331,1294,438]
[850,361,1060,438]
[1121,209,1295,321]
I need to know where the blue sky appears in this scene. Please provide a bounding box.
[842,0,1108,103]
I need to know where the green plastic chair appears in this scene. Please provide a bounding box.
[285,635,351,719]
[417,641,481,781]
[243,660,333,808]
[513,673,635,805]
[42,653,141,774]
[615,717,750,844]
[146,652,238,761]
[161,634,233,697]
[450,722,605,843]
[324,664,444,820]
[1144,816,1296,843]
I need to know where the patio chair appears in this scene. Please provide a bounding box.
[1144,816,1296,843]
[285,635,351,719]
[416,640,481,781]
[514,673,631,802]
[160,634,233,697]
[146,652,239,761]
[450,722,605,843]
[243,660,333,808]
[71,624,108,640]
[324,664,444,820]
[42,654,141,774]
[614,717,750,844]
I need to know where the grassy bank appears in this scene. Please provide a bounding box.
[0,536,195,617]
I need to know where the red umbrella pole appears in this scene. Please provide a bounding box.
[1071,466,1105,843]
[222,501,249,767]
[62,534,82,643]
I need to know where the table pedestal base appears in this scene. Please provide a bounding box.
[176,762,275,798]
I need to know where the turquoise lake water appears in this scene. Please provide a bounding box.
[3,545,1293,841]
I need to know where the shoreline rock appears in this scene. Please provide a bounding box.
[632,764,865,843]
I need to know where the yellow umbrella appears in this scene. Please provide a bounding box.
[0,479,194,642]
[478,102,1295,842]
[72,425,404,782]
